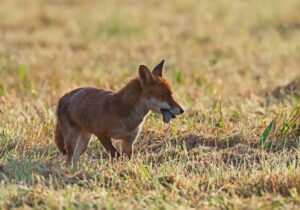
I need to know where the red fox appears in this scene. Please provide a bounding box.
[55,60,184,165]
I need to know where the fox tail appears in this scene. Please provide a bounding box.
[54,122,66,155]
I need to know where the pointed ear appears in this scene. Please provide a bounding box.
[138,65,154,87]
[152,59,164,77]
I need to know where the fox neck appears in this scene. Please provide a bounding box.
[115,78,151,123]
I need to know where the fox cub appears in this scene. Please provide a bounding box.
[55,60,184,165]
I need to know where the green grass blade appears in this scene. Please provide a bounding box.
[259,120,275,151]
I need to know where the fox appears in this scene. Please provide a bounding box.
[55,60,184,165]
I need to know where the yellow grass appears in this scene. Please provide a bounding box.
[0,0,300,209]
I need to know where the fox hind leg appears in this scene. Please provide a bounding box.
[64,128,80,166]
[72,132,91,163]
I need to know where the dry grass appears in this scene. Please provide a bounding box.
[0,0,300,209]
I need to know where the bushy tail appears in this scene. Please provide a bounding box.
[55,88,84,155]
[55,122,66,155]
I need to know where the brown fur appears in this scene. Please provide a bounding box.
[55,60,184,165]
[55,121,66,154]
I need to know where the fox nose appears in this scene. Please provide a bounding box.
[179,108,184,114]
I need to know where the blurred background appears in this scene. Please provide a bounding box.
[0,0,299,132]
[1,0,299,100]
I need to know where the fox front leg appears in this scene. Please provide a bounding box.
[97,135,120,159]
[121,133,138,159]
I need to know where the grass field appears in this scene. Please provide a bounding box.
[0,0,300,209]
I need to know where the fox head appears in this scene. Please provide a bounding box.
[138,60,184,123]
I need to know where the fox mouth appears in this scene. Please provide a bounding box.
[160,108,176,123]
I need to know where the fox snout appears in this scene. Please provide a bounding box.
[159,102,183,124]
[168,97,184,115]
[171,105,184,115]
[169,103,184,116]
[152,98,183,116]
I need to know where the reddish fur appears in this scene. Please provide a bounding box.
[55,61,183,165]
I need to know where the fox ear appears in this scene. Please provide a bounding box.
[139,65,154,86]
[152,59,164,77]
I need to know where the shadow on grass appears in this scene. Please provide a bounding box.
[268,77,300,100]
[137,132,247,153]
[0,159,99,188]
[0,130,299,188]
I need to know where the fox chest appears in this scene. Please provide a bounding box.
[109,126,139,139]
[108,116,146,139]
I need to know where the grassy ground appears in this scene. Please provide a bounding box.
[0,0,300,209]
